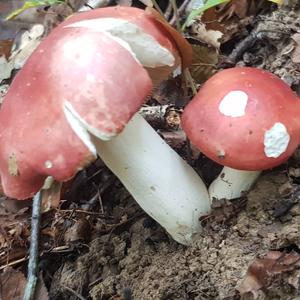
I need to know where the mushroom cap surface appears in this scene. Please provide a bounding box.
[63,6,192,68]
[182,67,300,170]
[0,19,152,199]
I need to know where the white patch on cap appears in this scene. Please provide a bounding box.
[65,18,175,68]
[264,122,290,158]
[44,160,53,169]
[219,91,248,117]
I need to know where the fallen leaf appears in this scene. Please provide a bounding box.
[190,0,269,44]
[64,218,90,244]
[237,251,300,297]
[152,77,183,105]
[0,267,26,300]
[189,44,218,84]
[35,273,49,300]
[0,40,13,59]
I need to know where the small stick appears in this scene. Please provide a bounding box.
[151,0,164,16]
[169,0,190,27]
[170,0,180,30]
[184,68,197,96]
[164,2,173,21]
[61,284,87,300]
[0,256,27,271]
[23,190,43,300]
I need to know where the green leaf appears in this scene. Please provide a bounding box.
[5,0,64,20]
[182,0,230,31]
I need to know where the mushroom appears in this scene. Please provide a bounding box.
[181,67,300,200]
[0,7,210,244]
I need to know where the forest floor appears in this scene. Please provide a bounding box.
[1,1,300,299]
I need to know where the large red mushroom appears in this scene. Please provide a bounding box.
[182,67,300,200]
[0,7,210,244]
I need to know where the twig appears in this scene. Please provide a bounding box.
[61,284,87,300]
[0,256,27,271]
[169,0,190,26]
[184,68,197,96]
[170,0,180,30]
[164,2,173,21]
[221,31,258,67]
[23,190,42,300]
[150,0,164,16]
[59,209,105,216]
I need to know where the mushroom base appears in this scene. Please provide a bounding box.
[209,167,261,201]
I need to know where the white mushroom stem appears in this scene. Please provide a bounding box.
[209,166,261,201]
[91,114,211,245]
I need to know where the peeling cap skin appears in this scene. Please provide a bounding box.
[0,25,152,199]
[63,6,192,68]
[182,67,300,170]
[63,6,193,87]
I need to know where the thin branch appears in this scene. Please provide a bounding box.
[22,190,42,300]
[170,0,180,31]
[151,0,164,16]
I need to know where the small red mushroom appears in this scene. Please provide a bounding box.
[182,67,300,200]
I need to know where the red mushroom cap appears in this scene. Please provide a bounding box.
[0,20,152,200]
[0,6,192,200]
[181,67,300,171]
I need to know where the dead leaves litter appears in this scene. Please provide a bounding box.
[237,250,300,297]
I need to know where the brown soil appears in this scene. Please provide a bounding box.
[47,170,300,300]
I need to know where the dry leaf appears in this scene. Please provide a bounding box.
[0,267,26,300]
[64,218,90,244]
[237,251,300,297]
[195,0,268,44]
[0,40,13,59]
[35,273,49,300]
[190,44,218,84]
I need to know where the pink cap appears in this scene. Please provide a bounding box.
[0,22,152,199]
[182,67,300,170]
